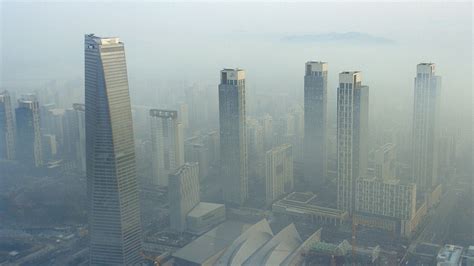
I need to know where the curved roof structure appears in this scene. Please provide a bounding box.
[216,219,274,266]
[243,223,302,266]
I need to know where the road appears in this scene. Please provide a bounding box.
[400,176,468,265]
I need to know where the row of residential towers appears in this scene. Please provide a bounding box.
[217,62,441,213]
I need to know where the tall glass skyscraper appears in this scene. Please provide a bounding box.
[85,34,142,265]
[336,71,369,214]
[0,90,15,160]
[218,68,248,206]
[412,63,441,192]
[15,94,43,167]
[303,61,328,190]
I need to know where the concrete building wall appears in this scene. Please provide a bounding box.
[265,144,294,205]
[150,109,185,187]
[356,177,416,220]
[169,162,200,232]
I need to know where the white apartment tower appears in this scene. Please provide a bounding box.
[336,71,369,214]
[150,109,184,187]
[412,63,441,192]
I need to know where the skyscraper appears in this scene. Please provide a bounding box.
[412,63,441,192]
[336,71,369,214]
[168,162,200,232]
[265,144,294,205]
[0,91,15,160]
[64,103,86,172]
[304,61,328,190]
[374,143,396,181]
[150,109,184,187]
[85,34,142,264]
[247,118,265,182]
[218,68,248,206]
[262,114,273,150]
[15,95,43,167]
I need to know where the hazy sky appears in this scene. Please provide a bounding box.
[1,1,472,121]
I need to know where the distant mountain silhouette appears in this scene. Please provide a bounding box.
[281,32,396,45]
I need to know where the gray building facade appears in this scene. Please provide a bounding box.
[15,95,43,167]
[218,68,248,206]
[304,62,328,190]
[169,162,200,232]
[0,91,15,160]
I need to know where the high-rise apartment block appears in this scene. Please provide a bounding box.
[150,109,184,187]
[336,71,369,214]
[412,63,441,192]
[0,91,15,160]
[304,61,328,189]
[85,34,142,264]
[218,68,248,206]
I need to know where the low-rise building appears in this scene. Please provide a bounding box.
[172,218,322,266]
[265,144,293,205]
[272,192,348,225]
[169,163,200,232]
[462,246,474,266]
[186,202,225,235]
[355,176,423,237]
[437,244,463,266]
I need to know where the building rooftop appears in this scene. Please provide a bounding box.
[285,192,316,203]
[72,103,85,111]
[465,246,474,257]
[149,109,178,118]
[414,242,442,257]
[216,219,274,265]
[170,162,198,178]
[172,220,251,264]
[437,244,463,265]
[273,192,348,220]
[339,71,362,83]
[221,68,245,81]
[174,218,322,266]
[306,61,328,71]
[187,202,224,218]
[244,223,302,266]
[85,33,121,45]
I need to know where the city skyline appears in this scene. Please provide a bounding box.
[0,2,471,265]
